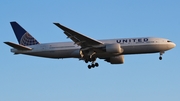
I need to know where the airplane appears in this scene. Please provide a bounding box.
[4,21,176,69]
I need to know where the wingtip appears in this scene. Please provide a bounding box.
[4,41,10,44]
[53,23,63,28]
[53,22,60,25]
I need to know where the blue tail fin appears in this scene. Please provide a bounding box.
[10,21,40,46]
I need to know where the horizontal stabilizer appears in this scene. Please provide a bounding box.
[4,42,32,50]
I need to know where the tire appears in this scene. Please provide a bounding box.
[92,64,95,68]
[88,65,91,69]
[95,63,99,67]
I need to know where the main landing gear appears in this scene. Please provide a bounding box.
[88,62,99,69]
[85,56,99,69]
[82,50,99,69]
[159,51,164,60]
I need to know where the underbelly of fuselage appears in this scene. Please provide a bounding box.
[122,44,169,54]
[21,44,169,59]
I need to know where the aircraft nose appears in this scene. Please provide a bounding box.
[168,42,176,49]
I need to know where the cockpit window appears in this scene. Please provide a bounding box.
[167,40,172,42]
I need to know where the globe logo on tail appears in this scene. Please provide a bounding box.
[20,32,39,46]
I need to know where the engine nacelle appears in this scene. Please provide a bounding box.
[70,49,81,58]
[105,55,124,64]
[105,43,123,53]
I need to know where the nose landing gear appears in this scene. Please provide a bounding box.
[159,51,164,60]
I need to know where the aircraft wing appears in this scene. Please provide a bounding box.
[53,23,104,48]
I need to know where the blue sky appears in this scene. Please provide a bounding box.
[0,0,180,101]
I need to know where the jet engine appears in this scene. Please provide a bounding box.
[70,49,81,58]
[105,43,123,53]
[105,55,124,64]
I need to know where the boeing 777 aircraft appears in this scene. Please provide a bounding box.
[5,22,176,69]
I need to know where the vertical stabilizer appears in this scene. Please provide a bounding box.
[10,21,40,46]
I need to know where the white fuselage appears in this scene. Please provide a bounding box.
[11,37,176,59]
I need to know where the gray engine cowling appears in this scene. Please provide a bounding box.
[105,43,123,53]
[105,55,124,64]
[70,49,81,58]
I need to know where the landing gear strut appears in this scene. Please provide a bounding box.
[159,51,164,60]
[85,56,99,69]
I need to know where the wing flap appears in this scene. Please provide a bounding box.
[4,42,32,50]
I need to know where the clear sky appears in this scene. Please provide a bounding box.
[0,0,180,101]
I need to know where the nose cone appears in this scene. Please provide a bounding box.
[168,42,176,49]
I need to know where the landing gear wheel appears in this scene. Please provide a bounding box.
[91,64,95,68]
[85,60,88,63]
[88,65,91,69]
[95,63,99,67]
[159,51,164,60]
